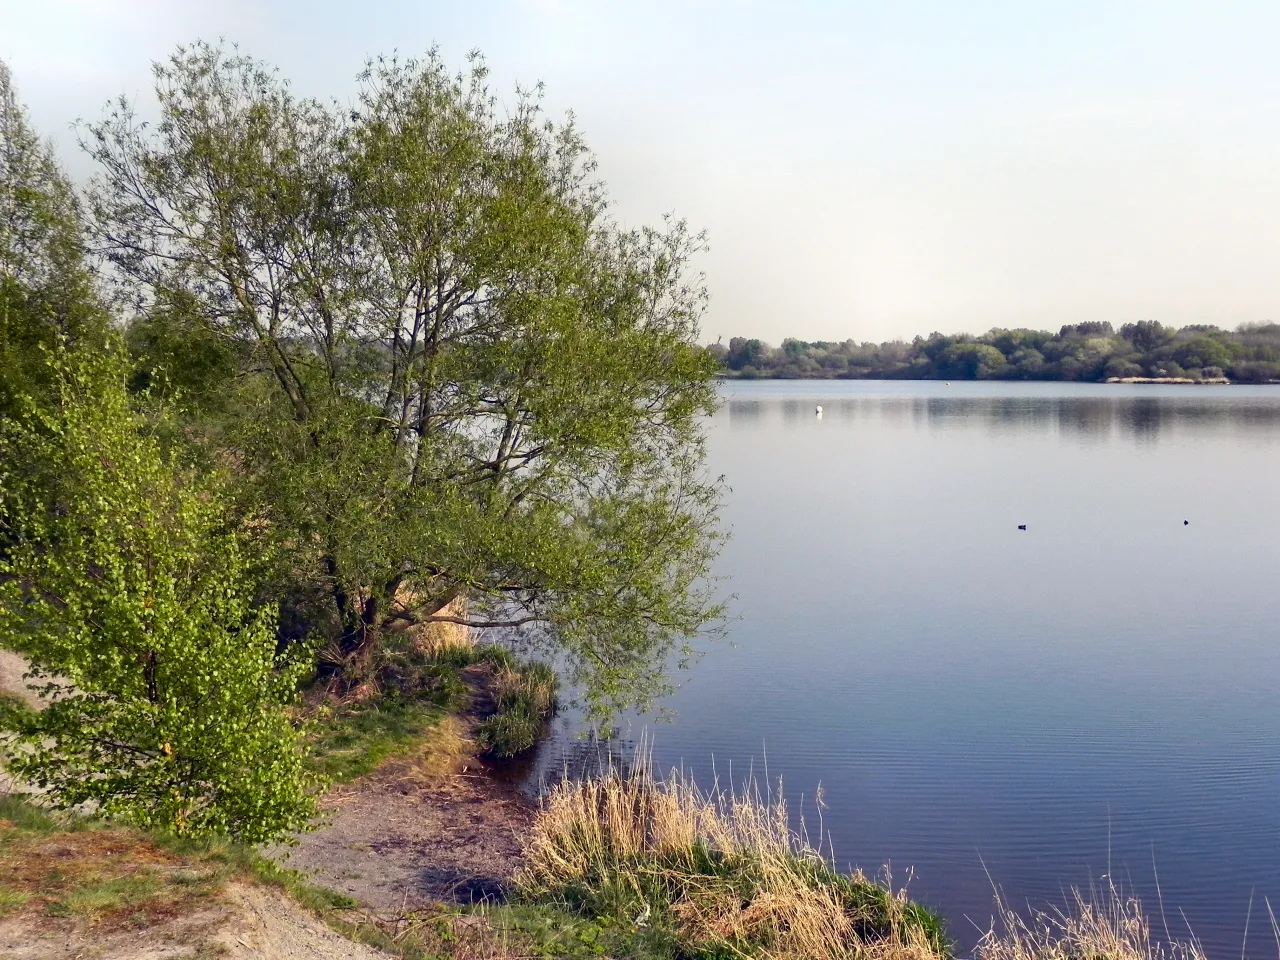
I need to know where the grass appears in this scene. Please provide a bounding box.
[0,884,30,915]
[305,646,549,779]
[57,870,166,917]
[306,629,556,778]
[476,659,559,758]
[976,880,1208,960]
[515,762,949,960]
[306,694,448,783]
[0,791,66,832]
[0,791,362,932]
[266,898,669,960]
[0,794,220,927]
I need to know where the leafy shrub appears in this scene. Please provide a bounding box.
[0,348,318,843]
[1228,360,1280,382]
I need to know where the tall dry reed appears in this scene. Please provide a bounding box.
[976,879,1208,960]
[517,760,946,960]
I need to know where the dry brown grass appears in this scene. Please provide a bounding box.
[411,714,473,780]
[976,881,1208,960]
[413,627,475,662]
[516,762,947,960]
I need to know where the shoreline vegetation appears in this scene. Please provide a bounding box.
[707,321,1280,383]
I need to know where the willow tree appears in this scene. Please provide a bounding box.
[86,43,724,715]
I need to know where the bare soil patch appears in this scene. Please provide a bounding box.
[0,881,392,959]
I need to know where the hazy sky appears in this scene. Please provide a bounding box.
[5,1,1280,344]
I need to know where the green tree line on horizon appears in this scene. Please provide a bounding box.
[710,320,1280,382]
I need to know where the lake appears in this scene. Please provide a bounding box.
[528,379,1280,957]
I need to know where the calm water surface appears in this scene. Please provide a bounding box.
[531,380,1280,956]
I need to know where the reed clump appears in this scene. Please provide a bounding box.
[516,763,948,960]
[976,881,1207,960]
[476,661,558,758]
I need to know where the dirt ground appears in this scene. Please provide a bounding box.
[277,755,534,911]
[0,882,393,960]
[0,649,45,709]
[276,663,537,910]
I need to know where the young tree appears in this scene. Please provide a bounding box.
[0,346,318,843]
[86,43,725,716]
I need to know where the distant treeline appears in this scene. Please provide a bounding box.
[708,321,1280,382]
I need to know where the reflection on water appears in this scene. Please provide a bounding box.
[729,390,1280,444]
[532,381,1280,958]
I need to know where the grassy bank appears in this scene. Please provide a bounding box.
[304,633,558,782]
[3,716,1220,960]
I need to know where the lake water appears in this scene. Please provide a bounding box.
[529,380,1280,957]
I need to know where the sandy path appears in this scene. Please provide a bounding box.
[277,749,535,910]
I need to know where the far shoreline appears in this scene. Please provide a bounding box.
[715,374,1280,384]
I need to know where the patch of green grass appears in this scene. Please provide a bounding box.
[291,900,670,960]
[0,794,65,833]
[428,643,482,669]
[245,854,359,911]
[306,694,446,783]
[485,902,675,960]
[0,884,31,916]
[476,706,543,758]
[57,870,166,917]
[475,644,517,671]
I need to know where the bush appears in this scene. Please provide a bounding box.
[1228,360,1280,382]
[0,347,318,843]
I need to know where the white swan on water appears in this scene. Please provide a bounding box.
[815,405,823,416]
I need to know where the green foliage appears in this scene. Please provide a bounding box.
[0,61,106,416]
[1173,336,1233,371]
[712,319,1280,382]
[87,41,725,719]
[0,346,318,844]
[940,342,1007,379]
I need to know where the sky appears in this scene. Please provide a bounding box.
[5,0,1280,344]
